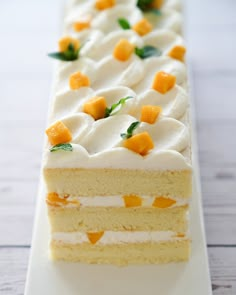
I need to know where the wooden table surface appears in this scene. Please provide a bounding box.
[0,0,235,294]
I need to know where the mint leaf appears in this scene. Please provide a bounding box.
[137,0,153,10]
[137,0,162,14]
[121,121,140,139]
[48,43,80,61]
[118,18,131,30]
[50,143,73,152]
[105,96,133,118]
[135,45,162,59]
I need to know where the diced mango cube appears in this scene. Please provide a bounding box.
[87,232,104,244]
[152,71,176,94]
[132,18,153,36]
[58,36,80,52]
[176,233,185,238]
[140,105,162,124]
[152,196,176,208]
[73,16,91,32]
[46,192,67,206]
[168,45,186,62]
[113,39,135,62]
[95,0,115,10]
[46,121,72,146]
[150,0,164,9]
[123,195,142,207]
[83,96,107,120]
[69,71,90,90]
[123,132,154,156]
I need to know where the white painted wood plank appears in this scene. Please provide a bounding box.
[0,247,235,295]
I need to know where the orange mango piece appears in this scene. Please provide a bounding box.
[150,0,164,9]
[176,233,185,238]
[132,18,153,36]
[46,121,72,146]
[73,21,91,32]
[87,232,104,244]
[95,0,115,10]
[46,192,67,206]
[58,36,80,52]
[140,105,162,124]
[123,132,154,156]
[168,45,186,62]
[69,71,90,90]
[152,71,176,94]
[113,39,135,62]
[152,196,176,208]
[123,195,142,208]
[83,96,107,120]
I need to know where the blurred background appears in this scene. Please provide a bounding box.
[0,0,235,294]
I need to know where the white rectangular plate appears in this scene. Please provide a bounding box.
[24,143,212,294]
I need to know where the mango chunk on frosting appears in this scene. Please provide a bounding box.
[95,0,115,10]
[87,232,104,244]
[83,96,107,120]
[152,71,176,94]
[123,195,142,208]
[168,45,186,62]
[113,39,135,62]
[123,132,154,156]
[132,18,153,36]
[152,196,176,208]
[46,121,72,146]
[69,71,90,90]
[150,0,164,9]
[58,36,80,52]
[140,105,162,124]
[73,16,91,32]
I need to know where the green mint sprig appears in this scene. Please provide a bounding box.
[48,44,81,61]
[50,143,73,152]
[105,96,133,118]
[135,45,162,59]
[118,18,131,30]
[136,0,161,15]
[121,121,140,139]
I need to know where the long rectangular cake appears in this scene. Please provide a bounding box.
[43,0,192,265]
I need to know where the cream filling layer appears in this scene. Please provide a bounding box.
[62,195,188,208]
[52,231,187,245]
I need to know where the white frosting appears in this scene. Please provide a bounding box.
[65,1,182,35]
[57,194,188,208]
[43,0,191,171]
[52,230,187,245]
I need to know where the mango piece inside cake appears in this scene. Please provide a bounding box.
[152,197,177,208]
[83,96,107,120]
[113,39,134,61]
[123,195,142,207]
[46,121,72,146]
[152,71,176,94]
[87,232,104,244]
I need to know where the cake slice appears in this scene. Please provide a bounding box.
[44,0,192,265]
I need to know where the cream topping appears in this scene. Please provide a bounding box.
[52,230,187,245]
[44,0,191,171]
[58,195,188,208]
